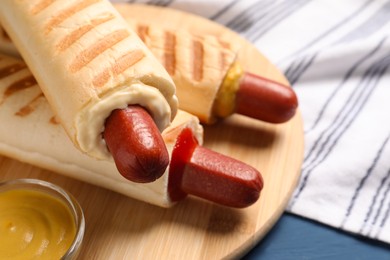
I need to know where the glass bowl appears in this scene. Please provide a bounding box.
[0,178,85,259]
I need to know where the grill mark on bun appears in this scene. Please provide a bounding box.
[69,29,130,73]
[15,93,44,117]
[218,40,232,72]
[192,39,204,82]
[220,51,230,73]
[44,0,101,35]
[0,58,50,120]
[0,74,38,106]
[93,49,145,88]
[164,31,176,76]
[30,0,55,15]
[218,39,231,50]
[0,63,27,80]
[137,25,149,43]
[56,13,115,52]
[3,75,38,100]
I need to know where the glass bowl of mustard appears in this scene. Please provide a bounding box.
[0,178,85,260]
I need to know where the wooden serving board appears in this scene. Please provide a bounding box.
[0,4,304,259]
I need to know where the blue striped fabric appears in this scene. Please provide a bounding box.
[113,0,390,243]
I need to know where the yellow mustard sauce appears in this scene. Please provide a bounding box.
[213,62,244,118]
[0,189,76,260]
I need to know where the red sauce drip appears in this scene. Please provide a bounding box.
[168,128,198,202]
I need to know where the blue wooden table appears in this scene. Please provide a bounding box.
[243,213,390,259]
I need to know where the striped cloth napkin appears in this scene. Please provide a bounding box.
[114,0,390,244]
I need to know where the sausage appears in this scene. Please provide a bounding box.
[103,105,169,183]
[169,127,263,208]
[235,72,298,123]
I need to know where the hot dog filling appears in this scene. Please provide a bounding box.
[103,105,169,183]
[76,82,172,160]
[212,62,243,118]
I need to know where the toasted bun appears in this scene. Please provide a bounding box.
[0,0,178,159]
[126,19,238,123]
[0,53,202,207]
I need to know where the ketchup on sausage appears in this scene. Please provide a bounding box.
[169,127,263,208]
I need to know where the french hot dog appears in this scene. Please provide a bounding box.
[0,53,263,208]
[0,5,297,125]
[119,12,298,124]
[0,0,178,183]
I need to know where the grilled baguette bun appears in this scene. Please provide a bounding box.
[0,53,202,207]
[128,21,238,123]
[0,18,237,124]
[0,0,178,160]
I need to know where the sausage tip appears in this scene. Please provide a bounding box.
[181,145,263,208]
[236,72,298,123]
[169,127,263,208]
[104,105,169,183]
